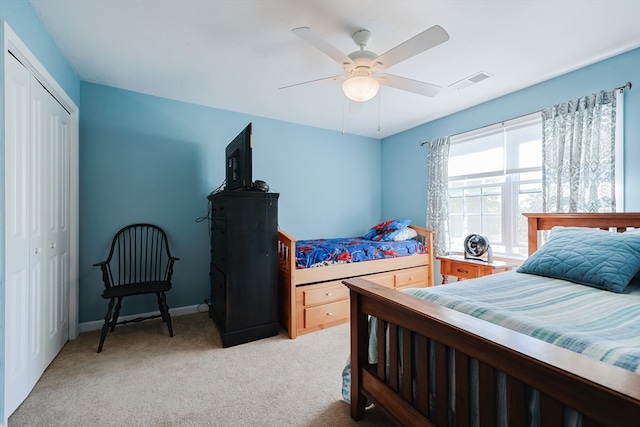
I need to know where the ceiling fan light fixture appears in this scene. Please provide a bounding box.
[342,76,379,102]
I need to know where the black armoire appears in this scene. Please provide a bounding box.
[208,190,279,347]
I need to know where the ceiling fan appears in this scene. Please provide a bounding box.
[282,25,450,102]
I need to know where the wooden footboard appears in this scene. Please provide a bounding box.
[345,278,640,426]
[277,225,434,339]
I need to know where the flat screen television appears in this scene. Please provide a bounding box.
[225,123,252,191]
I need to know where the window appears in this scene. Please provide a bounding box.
[448,113,542,258]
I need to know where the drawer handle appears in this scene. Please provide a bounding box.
[326,312,334,316]
[326,292,332,296]
[457,268,468,274]
[408,276,414,280]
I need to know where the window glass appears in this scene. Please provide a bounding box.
[448,113,542,257]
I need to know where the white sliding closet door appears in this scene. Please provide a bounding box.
[5,51,35,419]
[4,52,70,418]
[42,75,71,363]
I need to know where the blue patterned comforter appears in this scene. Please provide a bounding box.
[295,237,426,269]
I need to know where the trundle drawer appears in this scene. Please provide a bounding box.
[302,281,349,306]
[395,267,428,289]
[364,272,395,288]
[304,300,350,328]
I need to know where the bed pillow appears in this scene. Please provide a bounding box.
[627,228,640,283]
[517,226,640,293]
[393,226,418,241]
[363,219,411,241]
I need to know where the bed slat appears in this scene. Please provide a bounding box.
[416,336,430,417]
[377,320,386,381]
[402,328,413,402]
[454,351,470,426]
[434,341,448,426]
[389,324,399,392]
[478,362,496,426]
[540,392,564,425]
[506,374,526,426]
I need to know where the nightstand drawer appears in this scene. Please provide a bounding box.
[302,282,349,306]
[304,300,349,328]
[446,260,479,279]
[438,255,518,284]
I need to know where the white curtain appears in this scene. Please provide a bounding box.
[541,89,619,212]
[425,136,450,256]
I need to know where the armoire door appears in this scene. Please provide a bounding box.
[4,52,70,418]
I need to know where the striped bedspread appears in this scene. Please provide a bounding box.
[401,271,640,373]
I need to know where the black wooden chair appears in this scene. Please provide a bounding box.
[93,224,179,353]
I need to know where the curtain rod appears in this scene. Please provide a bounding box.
[420,81,632,146]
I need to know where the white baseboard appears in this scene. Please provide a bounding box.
[78,304,204,333]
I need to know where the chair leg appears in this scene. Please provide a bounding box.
[111,297,123,332]
[157,291,173,337]
[98,298,115,353]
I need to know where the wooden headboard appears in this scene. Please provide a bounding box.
[524,212,640,256]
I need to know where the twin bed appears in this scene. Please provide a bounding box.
[277,221,434,338]
[343,213,640,426]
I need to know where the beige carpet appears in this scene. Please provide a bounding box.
[8,312,392,427]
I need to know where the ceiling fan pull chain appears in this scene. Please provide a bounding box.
[377,92,381,132]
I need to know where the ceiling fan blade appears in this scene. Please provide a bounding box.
[292,27,354,71]
[372,25,449,71]
[279,74,346,90]
[376,74,442,97]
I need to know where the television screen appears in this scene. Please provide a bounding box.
[225,123,252,191]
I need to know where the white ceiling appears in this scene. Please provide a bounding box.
[29,0,640,139]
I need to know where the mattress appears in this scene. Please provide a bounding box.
[394,271,640,373]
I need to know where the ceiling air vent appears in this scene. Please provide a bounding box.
[450,71,493,90]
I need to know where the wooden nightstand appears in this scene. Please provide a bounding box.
[437,255,518,284]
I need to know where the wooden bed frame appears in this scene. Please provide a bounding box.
[278,224,434,338]
[344,213,640,426]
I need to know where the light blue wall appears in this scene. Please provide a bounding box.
[0,0,81,421]
[0,1,80,104]
[79,83,381,323]
[381,48,640,224]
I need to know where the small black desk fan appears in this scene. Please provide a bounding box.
[463,234,494,263]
